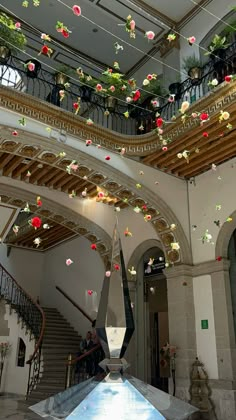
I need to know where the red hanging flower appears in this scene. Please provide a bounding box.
[31,216,42,229]
[87,289,93,295]
[36,196,42,207]
[91,243,97,250]
[162,146,168,151]
[114,263,120,271]
[203,132,209,137]
[105,156,111,161]
[216,256,222,261]
[12,130,18,136]
[156,117,163,128]
[133,90,141,102]
[225,75,232,82]
[62,29,69,38]
[200,113,209,121]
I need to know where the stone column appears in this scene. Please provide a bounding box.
[193,259,236,420]
[165,264,197,401]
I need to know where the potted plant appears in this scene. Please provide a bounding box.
[76,68,98,102]
[182,54,202,84]
[142,78,167,106]
[0,13,27,63]
[101,69,134,111]
[205,34,229,61]
[54,64,74,87]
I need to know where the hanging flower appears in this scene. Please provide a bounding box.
[12,130,18,136]
[114,263,120,271]
[188,36,196,45]
[145,31,155,40]
[167,33,176,42]
[86,139,92,146]
[81,188,87,197]
[39,44,53,57]
[72,5,81,16]
[73,98,81,115]
[180,101,190,114]
[123,111,129,118]
[219,111,230,122]
[13,225,19,235]
[124,228,132,237]
[87,289,93,295]
[133,206,141,214]
[30,217,42,229]
[105,271,111,277]
[96,83,103,92]
[114,42,124,54]
[126,15,136,39]
[105,155,111,161]
[43,223,50,229]
[144,214,152,222]
[120,147,126,155]
[26,61,35,72]
[41,33,51,41]
[225,75,232,82]
[86,118,94,126]
[143,78,150,86]
[91,243,97,250]
[33,237,41,247]
[156,117,163,128]
[128,266,136,276]
[208,78,219,87]
[200,112,209,121]
[162,146,168,151]
[171,242,180,250]
[66,258,73,266]
[203,131,209,137]
[56,21,71,38]
[132,90,141,102]
[36,196,42,207]
[216,256,222,262]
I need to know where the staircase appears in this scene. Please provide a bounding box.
[27,307,82,404]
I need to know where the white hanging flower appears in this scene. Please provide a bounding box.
[171,242,180,250]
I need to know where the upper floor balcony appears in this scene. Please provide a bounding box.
[0,38,236,179]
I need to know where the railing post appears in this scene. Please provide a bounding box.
[65,354,72,389]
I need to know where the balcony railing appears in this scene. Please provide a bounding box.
[0,41,236,135]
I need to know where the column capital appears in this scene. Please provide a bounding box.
[192,258,230,277]
[164,263,192,279]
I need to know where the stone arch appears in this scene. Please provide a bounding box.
[215,210,236,259]
[127,238,163,271]
[0,124,192,265]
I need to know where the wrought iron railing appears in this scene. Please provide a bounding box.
[159,41,236,121]
[65,344,104,388]
[0,54,153,135]
[0,263,45,398]
[0,41,236,135]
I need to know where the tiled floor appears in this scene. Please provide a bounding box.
[0,395,42,420]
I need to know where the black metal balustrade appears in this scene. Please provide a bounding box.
[0,41,236,135]
[0,263,45,398]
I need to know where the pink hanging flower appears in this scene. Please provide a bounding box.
[109,85,115,92]
[15,22,21,29]
[145,31,155,40]
[162,146,168,151]
[105,271,111,277]
[66,258,73,266]
[86,139,92,146]
[130,20,135,31]
[96,83,103,92]
[12,130,18,136]
[27,62,35,72]
[188,36,196,45]
[87,289,93,296]
[72,5,81,16]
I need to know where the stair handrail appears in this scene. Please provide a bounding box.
[65,343,102,388]
[0,262,45,397]
[56,285,93,323]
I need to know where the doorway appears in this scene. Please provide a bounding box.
[143,247,169,392]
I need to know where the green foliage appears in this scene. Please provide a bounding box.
[205,34,229,55]
[0,13,27,55]
[182,55,202,73]
[55,64,75,77]
[143,78,167,99]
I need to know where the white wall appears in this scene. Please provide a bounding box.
[41,236,105,337]
[0,303,35,395]
[188,159,236,264]
[193,274,218,379]
[0,244,44,299]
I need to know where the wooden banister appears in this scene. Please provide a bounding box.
[56,285,93,323]
[68,343,101,365]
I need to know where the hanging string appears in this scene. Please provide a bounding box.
[0,3,174,105]
[188,0,236,31]
[126,0,233,64]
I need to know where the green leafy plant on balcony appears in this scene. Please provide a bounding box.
[182,55,202,74]
[0,13,27,55]
[205,34,229,55]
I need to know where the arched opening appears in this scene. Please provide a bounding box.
[128,239,169,391]
[17,338,26,367]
